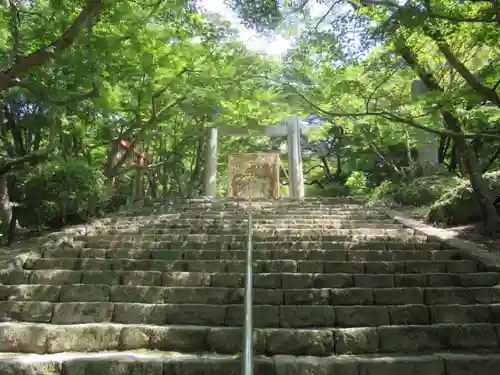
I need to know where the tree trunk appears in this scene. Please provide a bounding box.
[0,174,12,237]
[455,136,500,235]
[335,154,342,178]
[397,36,500,236]
[449,144,458,172]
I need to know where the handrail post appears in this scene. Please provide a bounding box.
[242,193,253,375]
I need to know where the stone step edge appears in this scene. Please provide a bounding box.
[2,301,500,327]
[386,209,500,274]
[1,322,500,357]
[0,351,499,374]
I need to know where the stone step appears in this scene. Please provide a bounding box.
[168,213,390,220]
[0,322,498,355]
[85,228,414,241]
[101,216,391,226]
[100,223,404,233]
[2,301,500,326]
[22,258,477,274]
[146,206,369,212]
[0,351,498,375]
[81,238,431,251]
[123,213,390,221]
[79,228,419,242]
[1,284,499,305]
[100,223,405,231]
[102,218,397,225]
[81,239,436,251]
[1,270,498,288]
[40,248,460,262]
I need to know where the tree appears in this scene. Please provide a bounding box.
[0,0,296,241]
[226,0,500,235]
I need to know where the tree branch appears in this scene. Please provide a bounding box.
[0,119,56,174]
[423,27,500,107]
[292,85,500,140]
[315,1,340,29]
[0,0,104,91]
[15,81,99,105]
[353,0,499,23]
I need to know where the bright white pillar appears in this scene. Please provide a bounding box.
[203,127,218,197]
[294,117,305,198]
[287,118,301,198]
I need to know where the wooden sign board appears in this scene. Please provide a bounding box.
[227,153,280,199]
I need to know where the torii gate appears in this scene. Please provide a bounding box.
[203,116,305,198]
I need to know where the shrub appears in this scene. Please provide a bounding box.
[369,175,460,207]
[22,158,109,229]
[427,171,500,226]
[345,171,368,194]
[305,182,349,197]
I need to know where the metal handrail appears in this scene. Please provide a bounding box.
[242,194,253,375]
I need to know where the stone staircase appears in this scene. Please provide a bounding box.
[0,197,499,374]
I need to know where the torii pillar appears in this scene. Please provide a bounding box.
[202,118,304,198]
[286,117,304,199]
[203,127,218,197]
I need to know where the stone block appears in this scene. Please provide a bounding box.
[364,261,404,274]
[446,260,477,273]
[226,305,279,327]
[1,285,60,302]
[0,301,53,323]
[81,271,121,285]
[164,272,210,287]
[111,286,165,303]
[405,260,446,273]
[284,289,330,305]
[426,274,459,287]
[314,274,353,288]
[389,305,429,325]
[282,274,314,289]
[430,305,491,324]
[52,302,114,324]
[206,327,267,354]
[0,269,30,285]
[113,303,167,325]
[62,357,163,375]
[149,326,208,352]
[334,327,379,354]
[374,288,423,305]
[378,325,442,353]
[394,274,426,287]
[280,306,335,328]
[354,275,394,288]
[441,353,500,375]
[189,261,227,273]
[29,270,81,285]
[323,262,364,274]
[253,273,281,289]
[59,284,110,302]
[358,355,445,375]
[335,306,390,327]
[121,271,162,286]
[330,288,374,305]
[274,355,358,375]
[46,325,121,353]
[266,328,334,356]
[167,304,227,326]
[0,360,62,375]
[460,273,500,287]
